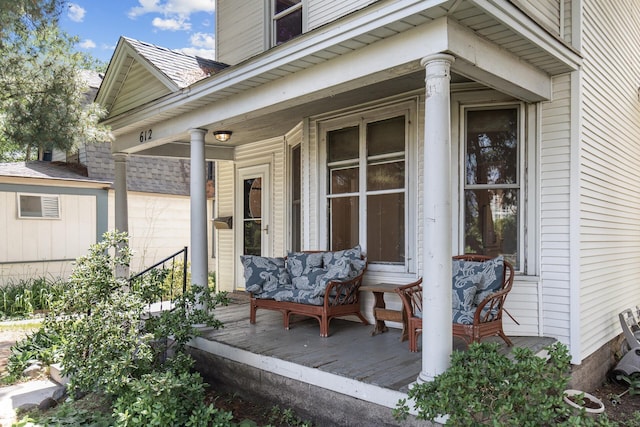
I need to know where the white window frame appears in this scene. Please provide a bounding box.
[17,193,61,219]
[456,101,536,275]
[270,0,305,47]
[318,100,418,274]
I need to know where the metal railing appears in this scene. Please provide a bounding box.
[128,246,188,313]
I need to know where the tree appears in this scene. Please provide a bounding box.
[0,0,110,161]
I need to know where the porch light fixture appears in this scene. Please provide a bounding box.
[213,130,232,142]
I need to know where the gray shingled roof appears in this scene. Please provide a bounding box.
[0,161,108,184]
[124,37,228,88]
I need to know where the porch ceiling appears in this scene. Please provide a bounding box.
[106,0,580,157]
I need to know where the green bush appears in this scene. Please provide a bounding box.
[394,342,615,426]
[112,368,232,427]
[6,326,62,381]
[0,276,65,318]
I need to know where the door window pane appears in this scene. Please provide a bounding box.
[243,178,262,256]
[243,221,262,256]
[367,193,405,263]
[291,145,301,252]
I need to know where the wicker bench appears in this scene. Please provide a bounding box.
[243,249,369,337]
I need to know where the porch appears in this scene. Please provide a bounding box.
[187,294,555,426]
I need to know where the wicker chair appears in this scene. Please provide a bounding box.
[395,278,423,352]
[395,255,515,352]
[452,254,515,347]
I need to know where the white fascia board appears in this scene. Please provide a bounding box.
[447,19,552,102]
[106,0,450,132]
[469,0,582,71]
[133,143,235,161]
[112,18,449,153]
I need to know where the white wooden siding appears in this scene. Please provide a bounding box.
[216,0,265,65]
[215,161,235,292]
[0,191,96,280]
[540,73,572,346]
[110,61,171,117]
[579,0,640,359]
[307,0,377,31]
[512,0,562,36]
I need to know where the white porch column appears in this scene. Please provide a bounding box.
[419,54,455,383]
[113,152,129,278]
[190,129,209,292]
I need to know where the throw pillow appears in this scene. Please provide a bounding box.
[286,252,324,278]
[322,244,362,268]
[473,255,504,305]
[452,273,480,311]
[240,255,289,294]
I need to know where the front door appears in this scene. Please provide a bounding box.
[236,164,270,288]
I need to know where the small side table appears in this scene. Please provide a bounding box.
[360,283,408,341]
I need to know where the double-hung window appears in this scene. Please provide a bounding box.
[272,0,303,45]
[323,107,411,271]
[463,106,521,269]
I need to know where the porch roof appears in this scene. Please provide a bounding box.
[100,0,580,158]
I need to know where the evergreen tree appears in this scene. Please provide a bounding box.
[0,0,110,161]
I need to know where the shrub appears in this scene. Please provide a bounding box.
[394,342,615,426]
[112,368,232,427]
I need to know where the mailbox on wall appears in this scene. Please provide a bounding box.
[213,216,233,229]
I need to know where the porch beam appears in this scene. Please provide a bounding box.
[134,142,234,161]
[190,129,209,294]
[446,19,552,102]
[419,54,454,382]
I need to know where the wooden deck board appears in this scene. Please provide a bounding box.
[199,300,555,392]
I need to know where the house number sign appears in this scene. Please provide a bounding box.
[139,129,152,143]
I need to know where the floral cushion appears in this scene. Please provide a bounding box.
[452,306,499,324]
[452,274,480,311]
[452,256,504,306]
[241,255,291,294]
[322,245,362,268]
[292,267,328,290]
[286,252,324,278]
[273,289,324,306]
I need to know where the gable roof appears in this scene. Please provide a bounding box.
[0,161,107,185]
[96,36,227,115]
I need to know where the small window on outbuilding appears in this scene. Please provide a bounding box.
[17,194,61,219]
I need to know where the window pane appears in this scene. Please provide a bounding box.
[464,188,518,268]
[327,126,358,162]
[367,160,404,191]
[367,193,404,263]
[466,109,518,185]
[331,167,358,194]
[19,195,42,217]
[330,196,359,251]
[275,7,302,44]
[367,116,405,157]
[275,0,300,14]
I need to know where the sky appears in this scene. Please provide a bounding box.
[59,0,217,64]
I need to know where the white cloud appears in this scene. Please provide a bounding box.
[128,0,215,19]
[190,32,214,48]
[152,17,191,31]
[79,39,96,49]
[177,47,215,60]
[67,3,86,22]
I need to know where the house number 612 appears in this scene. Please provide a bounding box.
[139,129,152,143]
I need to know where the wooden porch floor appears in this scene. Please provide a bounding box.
[194,295,556,394]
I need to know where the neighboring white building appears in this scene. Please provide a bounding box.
[95,0,640,393]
